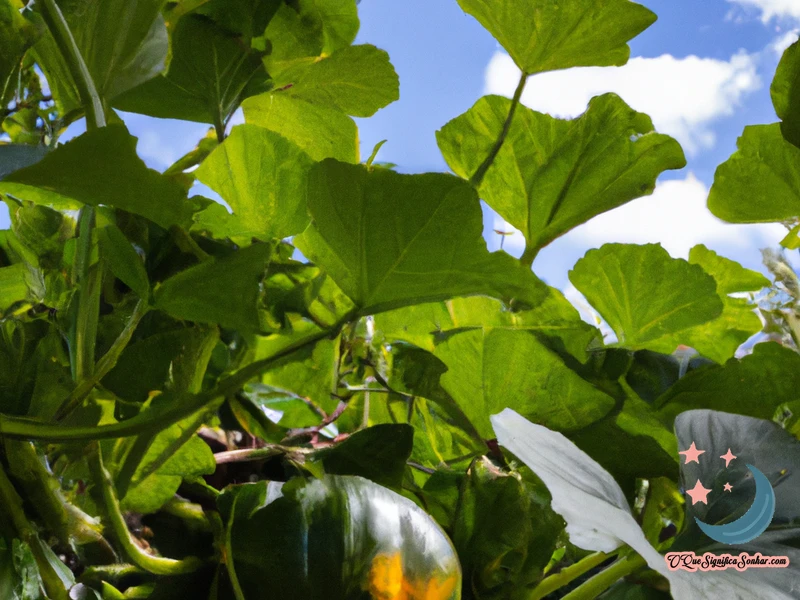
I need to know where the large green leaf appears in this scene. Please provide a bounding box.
[456,0,656,75]
[0,125,192,228]
[437,94,686,252]
[0,145,48,180]
[453,458,563,599]
[33,0,167,117]
[228,475,461,600]
[708,124,800,223]
[646,245,768,362]
[771,39,800,149]
[569,244,723,349]
[114,14,267,125]
[261,0,359,76]
[294,159,548,315]
[434,327,615,438]
[243,93,358,162]
[194,125,313,240]
[656,342,800,423]
[273,44,399,118]
[154,243,271,332]
[375,289,598,360]
[0,0,40,107]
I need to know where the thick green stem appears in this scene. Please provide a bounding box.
[0,461,70,600]
[469,70,527,188]
[528,552,611,600]
[0,317,352,441]
[56,300,149,420]
[561,554,647,600]
[87,443,204,575]
[520,244,539,269]
[39,0,105,130]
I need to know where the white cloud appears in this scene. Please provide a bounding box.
[728,0,800,23]
[484,51,760,154]
[771,29,799,57]
[560,173,784,258]
[136,130,178,167]
[491,173,784,259]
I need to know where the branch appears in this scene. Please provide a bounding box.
[528,551,611,600]
[469,70,527,188]
[560,554,647,600]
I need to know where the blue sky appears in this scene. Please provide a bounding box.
[7,0,799,294]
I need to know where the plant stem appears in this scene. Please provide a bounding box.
[528,552,610,600]
[0,315,354,441]
[469,70,527,188]
[57,300,149,420]
[86,443,204,575]
[520,244,539,269]
[560,554,647,600]
[0,461,70,600]
[38,0,105,130]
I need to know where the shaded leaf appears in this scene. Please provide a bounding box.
[0,1,41,107]
[154,243,271,332]
[0,125,192,228]
[97,224,149,300]
[434,327,615,438]
[569,244,723,349]
[0,145,48,180]
[456,0,656,75]
[437,94,685,251]
[295,159,548,315]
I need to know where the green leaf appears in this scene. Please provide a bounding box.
[154,243,271,332]
[453,458,563,599]
[0,145,48,180]
[294,159,548,315]
[434,327,615,438]
[273,44,399,118]
[375,288,598,361]
[194,125,314,240]
[242,90,358,162]
[645,245,767,362]
[114,14,267,125]
[569,244,723,349]
[657,342,800,423]
[102,326,218,403]
[437,94,686,252]
[0,125,192,228]
[0,263,39,314]
[229,475,461,600]
[261,0,359,76]
[708,124,800,223]
[456,0,656,75]
[32,0,167,117]
[0,1,41,107]
[310,424,413,488]
[97,224,150,300]
[771,39,800,149]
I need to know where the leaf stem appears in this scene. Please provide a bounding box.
[520,244,539,269]
[0,315,355,441]
[56,300,149,420]
[87,442,204,575]
[39,0,106,130]
[560,554,647,600]
[0,460,70,600]
[469,70,527,188]
[528,551,610,600]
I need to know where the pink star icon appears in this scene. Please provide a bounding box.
[686,480,712,505]
[723,483,733,492]
[720,449,737,468]
[679,441,706,465]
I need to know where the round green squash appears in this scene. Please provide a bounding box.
[227,475,461,600]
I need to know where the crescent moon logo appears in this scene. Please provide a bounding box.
[694,464,776,546]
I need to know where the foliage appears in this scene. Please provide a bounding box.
[0,1,798,599]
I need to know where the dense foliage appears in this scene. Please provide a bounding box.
[0,0,799,598]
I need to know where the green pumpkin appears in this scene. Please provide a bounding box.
[225,475,461,600]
